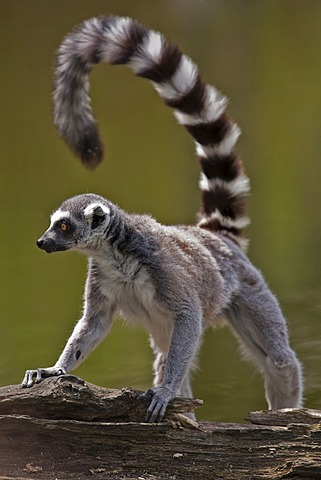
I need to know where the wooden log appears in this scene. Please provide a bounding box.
[0,375,321,479]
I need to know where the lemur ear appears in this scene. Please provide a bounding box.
[83,203,110,230]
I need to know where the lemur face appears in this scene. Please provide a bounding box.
[37,210,76,253]
[37,194,111,254]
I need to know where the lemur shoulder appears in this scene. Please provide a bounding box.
[22,16,303,422]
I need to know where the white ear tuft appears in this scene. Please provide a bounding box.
[84,203,110,229]
[84,203,110,218]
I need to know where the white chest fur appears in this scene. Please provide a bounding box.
[94,251,173,352]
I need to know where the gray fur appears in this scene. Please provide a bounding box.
[22,194,302,421]
[22,17,303,422]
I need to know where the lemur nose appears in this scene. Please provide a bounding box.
[36,239,44,249]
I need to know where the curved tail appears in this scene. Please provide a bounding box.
[53,16,250,249]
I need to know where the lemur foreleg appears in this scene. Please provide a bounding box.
[143,308,202,422]
[23,263,115,388]
[152,345,196,420]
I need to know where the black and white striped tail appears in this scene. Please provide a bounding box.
[54,15,250,249]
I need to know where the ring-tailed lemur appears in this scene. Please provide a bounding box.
[22,16,303,422]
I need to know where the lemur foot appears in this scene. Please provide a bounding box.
[141,385,175,423]
[22,366,66,388]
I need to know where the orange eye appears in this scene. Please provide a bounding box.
[60,221,68,231]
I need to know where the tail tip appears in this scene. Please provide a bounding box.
[79,145,103,170]
[76,129,104,169]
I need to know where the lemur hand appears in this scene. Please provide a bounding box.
[22,366,66,388]
[141,385,175,423]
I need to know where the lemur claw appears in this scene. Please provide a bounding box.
[22,367,66,388]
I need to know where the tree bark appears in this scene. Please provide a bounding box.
[0,375,320,479]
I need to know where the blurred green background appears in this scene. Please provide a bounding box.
[1,0,321,422]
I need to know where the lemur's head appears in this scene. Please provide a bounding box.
[37,194,111,254]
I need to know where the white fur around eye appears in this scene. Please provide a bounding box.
[50,209,70,228]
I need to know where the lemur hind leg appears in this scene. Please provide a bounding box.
[226,293,302,410]
[152,351,167,388]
